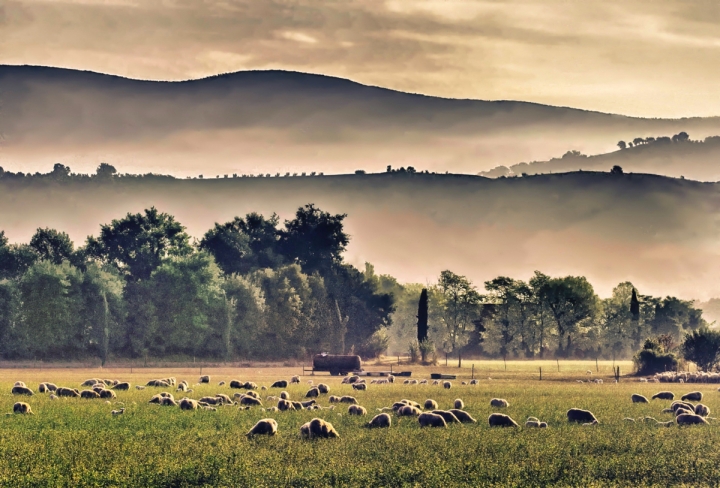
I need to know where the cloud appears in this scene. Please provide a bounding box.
[2,0,720,117]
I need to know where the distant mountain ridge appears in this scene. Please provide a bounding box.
[2,65,720,177]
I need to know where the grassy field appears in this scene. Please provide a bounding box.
[0,362,716,487]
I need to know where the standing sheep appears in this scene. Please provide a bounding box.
[488,413,518,427]
[291,376,301,384]
[271,380,288,388]
[432,410,460,424]
[631,394,649,403]
[305,387,320,398]
[80,390,100,399]
[113,382,130,391]
[246,419,278,437]
[695,404,710,417]
[56,387,80,397]
[418,412,447,427]
[443,381,452,389]
[676,413,708,425]
[277,399,295,411]
[454,399,464,409]
[11,386,34,396]
[199,375,210,384]
[367,413,391,428]
[179,398,199,410]
[567,408,598,424]
[397,405,421,417]
[339,396,358,404]
[352,383,367,391]
[280,391,290,400]
[318,384,330,394]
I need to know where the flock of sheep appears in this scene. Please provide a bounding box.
[7,373,718,437]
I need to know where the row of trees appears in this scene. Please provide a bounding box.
[386,272,706,360]
[0,205,393,362]
[617,132,691,150]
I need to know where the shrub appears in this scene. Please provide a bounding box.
[408,340,420,363]
[682,327,720,371]
[634,338,678,375]
[357,330,389,359]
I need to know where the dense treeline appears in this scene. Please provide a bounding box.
[386,273,706,360]
[0,205,393,362]
[0,202,707,362]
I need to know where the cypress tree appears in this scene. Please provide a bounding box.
[417,288,428,343]
[630,288,640,321]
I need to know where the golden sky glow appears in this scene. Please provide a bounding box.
[3,0,720,118]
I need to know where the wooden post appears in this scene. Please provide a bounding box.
[472,364,475,379]
[539,367,542,381]
[458,354,461,368]
[596,357,599,372]
[504,355,507,371]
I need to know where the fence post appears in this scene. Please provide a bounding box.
[458,354,461,368]
[596,357,599,372]
[472,364,474,379]
[504,355,507,372]
[539,367,542,381]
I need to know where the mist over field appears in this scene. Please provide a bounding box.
[0,171,718,301]
[3,66,720,178]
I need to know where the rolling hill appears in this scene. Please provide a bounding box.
[2,65,720,177]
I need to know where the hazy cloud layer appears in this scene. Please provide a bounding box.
[3,0,720,117]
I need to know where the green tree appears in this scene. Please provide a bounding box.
[537,275,598,357]
[86,207,191,282]
[437,270,481,353]
[278,204,348,274]
[30,228,74,265]
[417,288,429,343]
[682,327,720,371]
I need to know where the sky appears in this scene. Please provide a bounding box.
[2,0,720,118]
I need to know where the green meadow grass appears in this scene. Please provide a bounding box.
[0,365,716,487]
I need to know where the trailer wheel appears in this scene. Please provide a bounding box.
[330,369,340,376]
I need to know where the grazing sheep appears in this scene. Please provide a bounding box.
[391,402,408,412]
[431,410,460,424]
[681,391,703,402]
[291,401,304,410]
[56,387,80,397]
[388,375,395,383]
[81,379,100,387]
[420,379,429,385]
[148,394,163,404]
[243,382,258,390]
[352,383,367,391]
[401,400,422,409]
[113,382,130,391]
[300,418,340,439]
[449,409,477,423]
[176,384,189,392]
[329,395,341,403]
[80,390,100,399]
[432,380,440,385]
[11,386,34,396]
[469,379,479,385]
[490,398,509,408]
[44,382,58,392]
[677,413,708,425]
[239,396,262,407]
[348,405,368,416]
[419,412,447,428]
[424,399,439,410]
[300,400,317,408]
[318,384,330,394]
[38,383,48,393]
[631,394,649,403]
[339,396,358,404]
[397,405,421,417]
[454,399,464,409]
[49,394,57,400]
[675,408,694,417]
[488,413,518,427]
[247,418,278,437]
[99,389,117,399]
[526,420,541,427]
[306,387,320,398]
[461,381,467,385]
[135,385,145,390]
[230,380,244,389]
[179,398,199,410]
[695,404,711,417]
[199,375,210,384]
[671,401,696,412]
[443,381,452,389]
[159,397,177,406]
[13,402,33,414]
[280,391,290,400]
[215,394,232,404]
[367,413,392,428]
[111,408,125,416]
[567,408,598,424]
[291,376,301,384]
[264,406,279,413]
[277,399,295,411]
[271,380,288,388]
[244,390,260,399]
[651,391,674,400]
